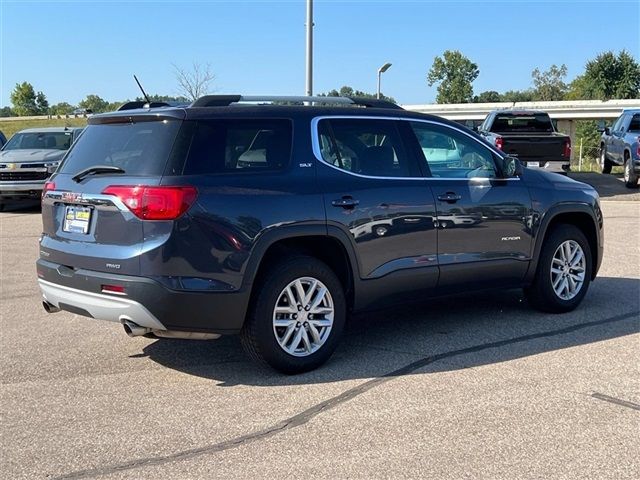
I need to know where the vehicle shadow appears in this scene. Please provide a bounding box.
[569,172,640,200]
[142,276,639,387]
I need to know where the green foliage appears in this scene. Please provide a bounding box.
[473,91,501,103]
[134,94,190,103]
[78,94,109,113]
[321,85,396,103]
[0,106,14,117]
[10,82,49,116]
[427,50,479,103]
[532,64,568,101]
[500,89,535,102]
[50,102,74,115]
[0,117,86,138]
[567,50,640,100]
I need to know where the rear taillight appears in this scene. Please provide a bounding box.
[102,185,198,220]
[42,181,56,198]
[494,136,503,150]
[562,138,572,158]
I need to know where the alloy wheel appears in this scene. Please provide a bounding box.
[550,240,586,300]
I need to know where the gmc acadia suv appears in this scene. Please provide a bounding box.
[37,95,604,373]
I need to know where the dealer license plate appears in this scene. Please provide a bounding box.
[63,206,92,234]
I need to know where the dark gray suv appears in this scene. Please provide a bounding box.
[37,96,604,373]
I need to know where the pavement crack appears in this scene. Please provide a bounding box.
[53,309,639,480]
[590,392,640,411]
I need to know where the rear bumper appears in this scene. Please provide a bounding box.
[36,259,249,334]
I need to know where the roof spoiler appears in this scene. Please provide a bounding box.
[117,101,171,111]
[190,95,403,110]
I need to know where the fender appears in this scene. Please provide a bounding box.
[240,222,363,296]
[524,202,602,284]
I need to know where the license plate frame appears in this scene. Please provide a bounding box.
[62,206,92,234]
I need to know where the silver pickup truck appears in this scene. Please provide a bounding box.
[599,109,640,189]
[0,127,83,209]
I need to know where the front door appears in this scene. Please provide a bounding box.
[407,120,533,291]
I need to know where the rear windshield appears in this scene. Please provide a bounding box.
[3,131,74,151]
[491,113,553,133]
[182,119,292,175]
[58,120,181,176]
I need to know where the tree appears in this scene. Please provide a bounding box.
[473,91,501,103]
[321,85,396,103]
[10,82,49,116]
[500,89,535,103]
[78,94,109,113]
[173,62,216,101]
[427,50,479,103]
[0,106,14,117]
[531,64,568,101]
[135,94,189,103]
[50,102,74,115]
[567,50,640,100]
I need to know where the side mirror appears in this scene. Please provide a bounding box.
[503,156,523,178]
[604,127,611,135]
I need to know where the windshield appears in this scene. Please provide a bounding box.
[491,113,554,133]
[58,120,181,176]
[3,131,74,151]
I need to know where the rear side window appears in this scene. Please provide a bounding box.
[59,120,181,176]
[317,119,412,177]
[628,114,640,132]
[490,113,553,133]
[183,119,292,174]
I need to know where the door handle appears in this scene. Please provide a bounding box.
[332,196,360,209]
[437,192,462,203]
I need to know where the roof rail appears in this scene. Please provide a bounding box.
[190,95,403,110]
[117,101,171,111]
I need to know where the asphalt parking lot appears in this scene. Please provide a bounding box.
[1,173,638,479]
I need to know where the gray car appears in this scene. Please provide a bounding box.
[599,109,640,188]
[0,127,83,209]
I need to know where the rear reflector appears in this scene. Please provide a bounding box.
[101,185,198,220]
[101,284,126,295]
[42,181,56,197]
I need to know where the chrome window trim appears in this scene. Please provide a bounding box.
[310,115,520,181]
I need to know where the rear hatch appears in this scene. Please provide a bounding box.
[40,111,186,276]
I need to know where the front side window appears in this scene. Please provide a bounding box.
[317,119,411,177]
[410,121,497,179]
[183,119,292,174]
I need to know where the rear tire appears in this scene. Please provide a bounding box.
[623,154,639,189]
[600,146,612,174]
[241,256,346,374]
[525,225,592,313]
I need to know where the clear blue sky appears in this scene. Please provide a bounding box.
[1,0,639,107]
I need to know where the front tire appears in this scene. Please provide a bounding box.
[241,256,346,374]
[600,146,612,174]
[525,225,592,313]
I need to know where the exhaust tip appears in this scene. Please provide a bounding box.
[42,301,61,314]
[121,319,151,337]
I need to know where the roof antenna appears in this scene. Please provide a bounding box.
[134,75,151,104]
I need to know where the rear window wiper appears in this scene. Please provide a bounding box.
[72,165,125,183]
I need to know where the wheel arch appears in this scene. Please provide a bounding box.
[525,203,601,283]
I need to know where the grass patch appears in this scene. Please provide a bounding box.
[0,118,88,139]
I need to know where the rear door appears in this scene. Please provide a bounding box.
[40,115,184,276]
[407,120,533,291]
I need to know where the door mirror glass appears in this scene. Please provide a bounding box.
[503,156,523,178]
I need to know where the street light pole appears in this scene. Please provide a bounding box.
[305,0,313,97]
[377,62,392,99]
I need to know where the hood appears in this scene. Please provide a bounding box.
[0,149,66,164]
[523,168,597,193]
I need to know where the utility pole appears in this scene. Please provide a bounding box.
[305,0,313,97]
